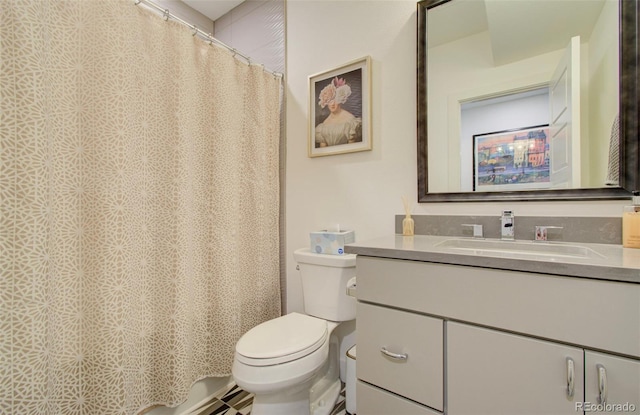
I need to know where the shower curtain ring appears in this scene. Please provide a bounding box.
[208,34,214,45]
[133,0,141,5]
[232,48,237,57]
[191,24,198,36]
[163,9,170,21]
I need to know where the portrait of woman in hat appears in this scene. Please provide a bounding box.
[314,74,362,148]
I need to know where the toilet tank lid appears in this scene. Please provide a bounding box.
[293,248,356,267]
[236,313,327,361]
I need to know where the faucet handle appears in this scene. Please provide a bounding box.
[535,226,563,241]
[462,224,483,238]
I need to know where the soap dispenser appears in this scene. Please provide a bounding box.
[622,191,640,248]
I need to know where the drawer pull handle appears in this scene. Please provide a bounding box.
[380,347,408,361]
[597,364,607,405]
[566,357,575,398]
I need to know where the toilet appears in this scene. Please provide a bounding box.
[232,247,356,415]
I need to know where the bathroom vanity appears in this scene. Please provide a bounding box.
[346,235,640,414]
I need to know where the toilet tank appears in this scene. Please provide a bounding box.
[293,248,356,322]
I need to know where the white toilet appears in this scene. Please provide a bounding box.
[232,247,356,415]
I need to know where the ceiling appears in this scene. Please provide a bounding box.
[428,0,607,66]
[181,0,245,21]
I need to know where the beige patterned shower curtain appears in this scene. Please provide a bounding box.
[1,0,282,413]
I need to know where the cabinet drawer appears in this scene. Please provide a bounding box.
[357,381,441,415]
[357,302,443,410]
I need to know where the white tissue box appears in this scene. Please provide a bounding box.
[310,230,355,255]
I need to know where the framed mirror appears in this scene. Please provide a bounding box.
[417,0,639,202]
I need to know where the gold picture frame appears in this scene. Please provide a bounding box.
[308,56,372,157]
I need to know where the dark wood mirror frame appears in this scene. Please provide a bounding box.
[417,0,639,202]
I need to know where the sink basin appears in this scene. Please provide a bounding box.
[434,238,605,260]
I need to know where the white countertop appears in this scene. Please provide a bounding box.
[344,235,640,284]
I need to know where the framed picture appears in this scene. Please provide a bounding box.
[473,125,551,192]
[308,56,372,157]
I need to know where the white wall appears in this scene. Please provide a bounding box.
[286,0,418,312]
[285,0,628,313]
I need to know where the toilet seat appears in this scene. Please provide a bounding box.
[235,313,328,366]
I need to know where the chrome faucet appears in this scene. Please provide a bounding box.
[501,211,515,240]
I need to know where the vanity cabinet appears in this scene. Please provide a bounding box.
[355,255,640,414]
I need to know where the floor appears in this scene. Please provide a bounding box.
[188,381,347,415]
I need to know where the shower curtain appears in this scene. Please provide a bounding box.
[1,0,282,413]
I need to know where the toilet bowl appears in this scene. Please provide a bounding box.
[232,248,356,415]
[232,313,340,414]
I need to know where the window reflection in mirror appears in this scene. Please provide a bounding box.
[425,0,619,194]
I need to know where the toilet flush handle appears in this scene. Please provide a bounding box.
[346,276,357,297]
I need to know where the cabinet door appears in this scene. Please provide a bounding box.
[585,351,640,414]
[447,322,584,415]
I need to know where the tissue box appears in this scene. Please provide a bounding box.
[310,230,355,255]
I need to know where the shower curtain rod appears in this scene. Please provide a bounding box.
[134,0,283,78]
